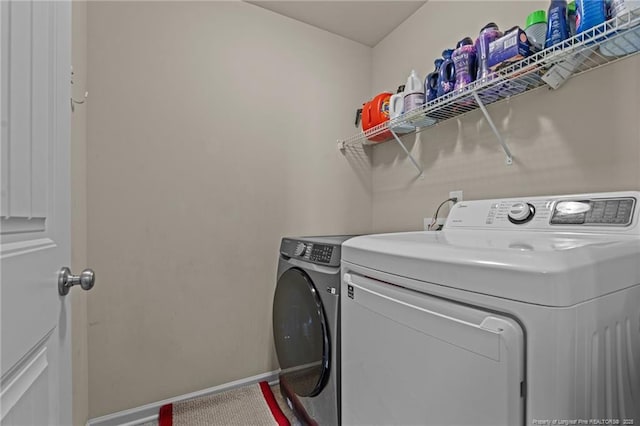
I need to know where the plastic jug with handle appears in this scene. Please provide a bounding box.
[425,58,444,103]
[361,92,392,142]
[403,70,436,128]
[403,70,425,113]
[389,86,414,134]
[436,49,456,98]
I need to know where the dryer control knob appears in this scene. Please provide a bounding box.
[294,243,307,257]
[508,202,535,224]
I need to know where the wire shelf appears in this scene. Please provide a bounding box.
[339,9,640,148]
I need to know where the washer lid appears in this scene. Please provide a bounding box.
[343,229,640,307]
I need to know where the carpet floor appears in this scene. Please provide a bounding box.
[137,384,299,426]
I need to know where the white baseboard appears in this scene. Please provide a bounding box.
[86,370,280,426]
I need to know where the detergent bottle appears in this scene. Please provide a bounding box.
[476,23,502,81]
[452,37,477,92]
[475,23,503,103]
[425,58,444,103]
[402,70,436,127]
[403,70,425,113]
[389,85,414,134]
[436,49,456,98]
[361,92,392,142]
[576,0,606,34]
[545,0,570,48]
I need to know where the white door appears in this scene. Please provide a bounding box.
[1,1,76,424]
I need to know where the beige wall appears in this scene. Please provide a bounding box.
[71,1,89,425]
[370,1,640,232]
[86,1,372,417]
[81,0,640,418]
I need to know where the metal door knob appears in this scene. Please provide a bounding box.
[58,267,95,296]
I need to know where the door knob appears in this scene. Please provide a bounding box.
[58,267,95,296]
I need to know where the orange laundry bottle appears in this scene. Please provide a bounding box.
[361,92,392,142]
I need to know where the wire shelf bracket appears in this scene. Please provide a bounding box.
[389,128,425,178]
[471,91,513,165]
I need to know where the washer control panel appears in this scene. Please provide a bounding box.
[280,238,343,267]
[308,244,334,263]
[447,192,638,232]
[484,199,552,226]
[550,198,634,226]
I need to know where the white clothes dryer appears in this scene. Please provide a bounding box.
[341,192,640,425]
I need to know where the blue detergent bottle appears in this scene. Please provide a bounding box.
[545,0,570,47]
[576,0,606,34]
[425,58,444,103]
[436,49,456,98]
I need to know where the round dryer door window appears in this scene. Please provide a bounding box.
[272,268,330,397]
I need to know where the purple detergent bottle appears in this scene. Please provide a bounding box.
[452,37,477,92]
[436,49,456,98]
[476,23,502,81]
[425,58,444,103]
[475,22,502,103]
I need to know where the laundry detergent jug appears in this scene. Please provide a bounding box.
[389,85,415,134]
[425,58,444,103]
[361,92,392,142]
[545,0,570,47]
[403,70,425,113]
[401,70,435,127]
[576,0,606,35]
[475,23,503,103]
[476,23,502,81]
[452,37,477,92]
[436,49,456,98]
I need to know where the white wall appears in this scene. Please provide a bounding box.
[369,1,640,232]
[86,1,372,417]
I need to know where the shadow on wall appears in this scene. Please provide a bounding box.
[371,91,540,174]
[340,144,373,193]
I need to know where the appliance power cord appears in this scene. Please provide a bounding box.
[428,197,458,231]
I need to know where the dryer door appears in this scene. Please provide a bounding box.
[342,271,525,426]
[273,268,330,397]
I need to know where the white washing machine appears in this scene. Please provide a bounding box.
[341,192,640,425]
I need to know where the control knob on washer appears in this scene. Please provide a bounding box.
[294,243,307,256]
[508,202,536,224]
